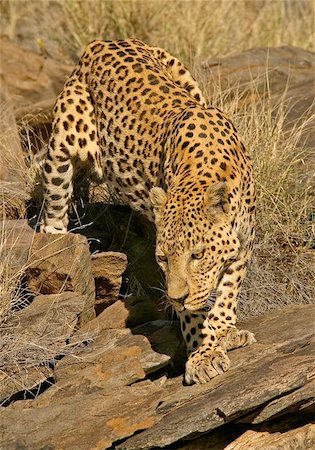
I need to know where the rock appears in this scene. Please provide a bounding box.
[1,305,314,449]
[118,305,315,450]
[0,38,72,212]
[54,345,146,395]
[22,315,171,401]
[0,366,53,405]
[238,380,315,426]
[225,423,315,450]
[202,46,315,147]
[16,292,85,338]
[178,424,244,450]
[0,37,72,124]
[91,251,127,310]
[132,320,182,360]
[81,296,163,332]
[26,232,96,323]
[0,381,162,450]
[72,326,171,377]
[0,219,35,322]
[81,299,130,331]
[0,219,34,276]
[0,292,85,402]
[203,47,315,95]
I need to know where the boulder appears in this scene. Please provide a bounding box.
[202,46,315,147]
[0,219,34,276]
[26,232,96,323]
[0,37,72,124]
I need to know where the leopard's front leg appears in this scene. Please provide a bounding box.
[176,308,230,384]
[180,249,256,385]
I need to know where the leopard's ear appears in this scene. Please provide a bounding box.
[149,187,167,223]
[204,182,229,217]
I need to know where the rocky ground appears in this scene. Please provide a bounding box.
[0,40,314,449]
[0,222,314,449]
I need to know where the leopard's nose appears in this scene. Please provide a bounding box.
[169,293,189,304]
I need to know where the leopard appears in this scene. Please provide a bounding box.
[41,38,256,384]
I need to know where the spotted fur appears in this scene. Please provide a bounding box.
[41,39,256,384]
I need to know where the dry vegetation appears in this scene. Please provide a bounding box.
[0,0,314,379]
[218,81,315,316]
[1,0,314,64]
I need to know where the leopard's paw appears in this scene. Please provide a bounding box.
[185,346,230,385]
[218,328,256,351]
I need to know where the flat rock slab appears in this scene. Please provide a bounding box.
[72,325,171,377]
[1,381,162,450]
[118,305,315,449]
[1,305,314,449]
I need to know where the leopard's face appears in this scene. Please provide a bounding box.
[150,183,240,311]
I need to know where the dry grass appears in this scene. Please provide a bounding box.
[0,100,46,219]
[0,222,27,322]
[1,0,314,65]
[203,73,315,317]
[0,0,314,399]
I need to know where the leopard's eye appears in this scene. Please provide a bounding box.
[192,250,205,260]
[157,254,167,263]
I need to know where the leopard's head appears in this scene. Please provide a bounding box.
[150,182,240,311]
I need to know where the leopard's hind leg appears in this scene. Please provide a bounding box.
[41,77,102,233]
